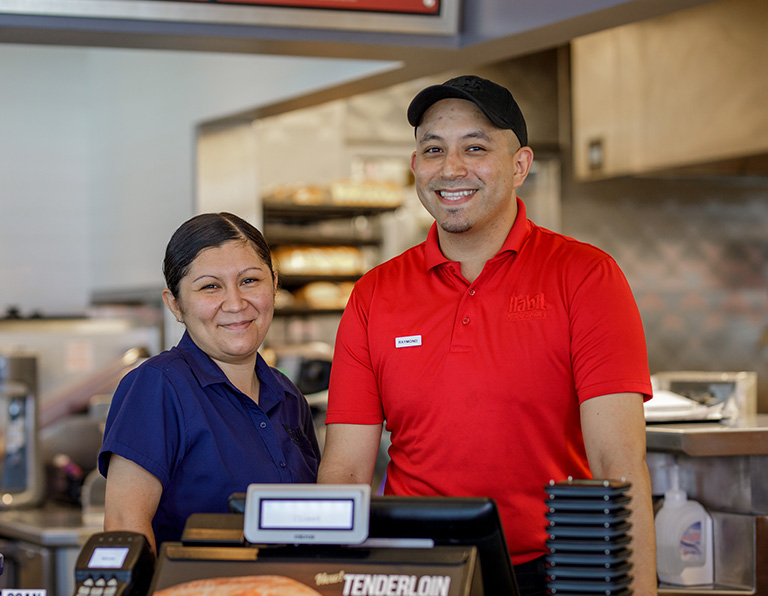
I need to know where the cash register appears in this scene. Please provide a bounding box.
[73,484,518,596]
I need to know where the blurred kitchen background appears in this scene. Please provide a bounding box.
[1,0,766,450]
[1,0,766,460]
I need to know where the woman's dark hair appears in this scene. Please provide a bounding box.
[163,212,274,298]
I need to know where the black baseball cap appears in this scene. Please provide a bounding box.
[407,75,528,146]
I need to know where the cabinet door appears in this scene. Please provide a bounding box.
[571,0,768,181]
[571,26,645,180]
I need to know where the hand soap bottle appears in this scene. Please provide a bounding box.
[655,461,714,585]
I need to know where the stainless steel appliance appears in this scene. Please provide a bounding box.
[647,370,758,423]
[0,351,44,508]
[0,504,99,595]
[0,537,53,592]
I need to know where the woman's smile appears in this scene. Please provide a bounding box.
[220,319,254,331]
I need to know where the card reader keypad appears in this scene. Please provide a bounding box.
[77,577,121,596]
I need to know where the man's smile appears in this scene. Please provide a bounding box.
[437,189,476,202]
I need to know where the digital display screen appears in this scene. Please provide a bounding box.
[88,546,130,569]
[260,498,354,530]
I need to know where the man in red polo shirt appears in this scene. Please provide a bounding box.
[318,75,656,596]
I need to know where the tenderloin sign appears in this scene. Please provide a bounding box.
[342,574,451,596]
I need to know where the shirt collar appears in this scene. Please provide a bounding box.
[424,197,532,272]
[175,331,286,409]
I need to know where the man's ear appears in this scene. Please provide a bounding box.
[513,146,535,187]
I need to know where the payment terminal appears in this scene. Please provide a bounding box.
[73,531,154,596]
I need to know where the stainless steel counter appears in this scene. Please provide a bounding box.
[0,502,98,547]
[646,414,768,456]
[0,503,100,596]
[647,415,768,595]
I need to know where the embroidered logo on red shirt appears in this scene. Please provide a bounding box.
[507,293,547,320]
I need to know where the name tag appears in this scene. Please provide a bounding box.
[395,335,422,348]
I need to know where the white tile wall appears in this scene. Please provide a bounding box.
[0,43,394,316]
[1,45,91,315]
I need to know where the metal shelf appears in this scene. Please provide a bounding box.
[265,226,382,247]
[265,201,393,322]
[263,202,398,224]
[277,274,361,290]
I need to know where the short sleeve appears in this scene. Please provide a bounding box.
[569,257,652,402]
[325,283,385,425]
[98,363,186,487]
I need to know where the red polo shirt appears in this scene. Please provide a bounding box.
[326,199,651,564]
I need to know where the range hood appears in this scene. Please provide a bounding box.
[570,0,768,181]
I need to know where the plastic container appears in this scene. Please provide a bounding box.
[655,462,714,585]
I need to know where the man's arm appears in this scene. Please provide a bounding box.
[317,423,383,485]
[580,393,657,596]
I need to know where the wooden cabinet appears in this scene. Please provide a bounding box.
[571,0,768,180]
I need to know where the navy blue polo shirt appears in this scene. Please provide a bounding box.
[98,332,320,546]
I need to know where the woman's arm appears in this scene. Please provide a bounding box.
[103,454,164,554]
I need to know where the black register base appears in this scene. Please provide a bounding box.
[152,537,480,596]
[74,494,519,596]
[152,492,519,596]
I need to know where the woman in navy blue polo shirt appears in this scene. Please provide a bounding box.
[98,212,320,553]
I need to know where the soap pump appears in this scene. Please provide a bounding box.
[655,460,714,585]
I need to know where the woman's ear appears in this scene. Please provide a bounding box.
[162,289,183,323]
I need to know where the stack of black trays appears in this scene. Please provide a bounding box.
[544,478,633,595]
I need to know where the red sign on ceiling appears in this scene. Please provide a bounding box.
[175,0,440,15]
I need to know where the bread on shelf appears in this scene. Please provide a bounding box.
[272,246,365,276]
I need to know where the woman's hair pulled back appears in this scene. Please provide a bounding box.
[163,212,273,299]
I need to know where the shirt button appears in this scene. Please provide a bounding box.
[468,288,476,296]
[280,461,287,468]
[462,317,470,325]
[259,422,267,429]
